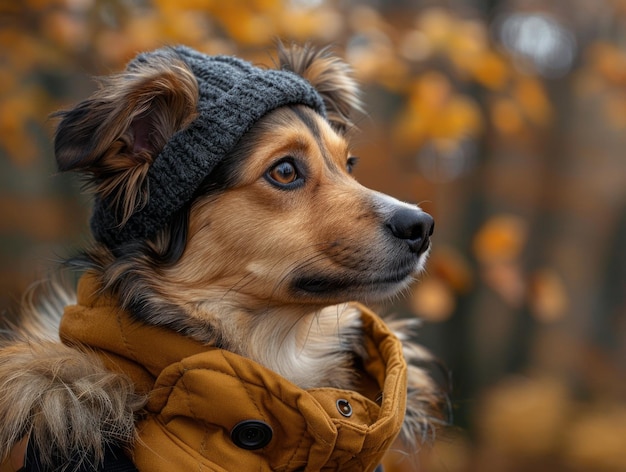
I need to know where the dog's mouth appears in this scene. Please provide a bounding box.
[290,258,423,301]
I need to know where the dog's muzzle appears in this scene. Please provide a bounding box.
[385,208,434,256]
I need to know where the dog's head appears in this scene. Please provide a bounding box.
[54,43,434,337]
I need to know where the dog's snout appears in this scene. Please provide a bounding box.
[386,208,434,255]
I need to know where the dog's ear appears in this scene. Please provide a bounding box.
[277,42,362,133]
[54,50,199,225]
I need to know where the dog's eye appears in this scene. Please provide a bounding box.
[269,161,297,184]
[266,159,301,188]
[346,156,359,174]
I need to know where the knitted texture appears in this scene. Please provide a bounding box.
[90,46,326,248]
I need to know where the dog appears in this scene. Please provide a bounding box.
[0,43,441,471]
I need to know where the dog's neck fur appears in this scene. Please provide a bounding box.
[188,297,364,390]
[78,245,363,391]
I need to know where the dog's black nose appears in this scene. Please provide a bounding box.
[386,208,434,255]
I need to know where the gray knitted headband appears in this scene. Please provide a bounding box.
[90,46,326,248]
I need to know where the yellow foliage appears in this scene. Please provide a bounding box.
[411,277,456,321]
[153,0,216,12]
[348,5,386,34]
[126,15,168,53]
[440,96,483,138]
[250,0,282,10]
[490,98,524,136]
[399,29,432,62]
[514,77,552,126]
[95,29,134,66]
[473,215,527,264]
[279,7,344,43]
[472,215,529,306]
[394,111,427,150]
[374,57,411,92]
[529,268,569,323]
[484,261,527,306]
[430,246,474,293]
[0,32,40,72]
[42,9,88,49]
[450,19,488,62]
[416,8,455,51]
[578,42,626,130]
[470,51,510,90]
[489,77,552,136]
[232,12,274,45]
[395,71,482,150]
[447,21,506,89]
[409,71,451,112]
[417,10,509,91]
[159,11,209,46]
[346,29,409,89]
[210,3,276,45]
[588,42,626,85]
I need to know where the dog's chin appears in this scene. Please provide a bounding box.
[291,253,429,304]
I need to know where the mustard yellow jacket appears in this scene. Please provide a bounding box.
[59,275,407,471]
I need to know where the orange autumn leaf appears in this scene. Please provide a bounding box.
[399,29,432,62]
[409,71,452,113]
[393,108,428,149]
[153,0,217,16]
[436,95,482,139]
[95,29,135,66]
[211,4,275,45]
[125,15,168,53]
[471,50,510,91]
[514,77,553,126]
[279,6,343,42]
[529,268,569,322]
[410,277,456,322]
[447,20,487,71]
[249,0,282,11]
[416,8,455,51]
[482,261,526,307]
[42,9,88,49]
[588,42,626,85]
[429,246,474,293]
[491,97,525,136]
[396,72,482,147]
[473,215,527,264]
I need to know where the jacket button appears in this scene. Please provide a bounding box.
[231,420,273,450]
[336,399,353,417]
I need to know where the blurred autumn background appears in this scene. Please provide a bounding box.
[1,0,626,470]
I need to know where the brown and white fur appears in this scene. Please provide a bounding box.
[0,43,442,469]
